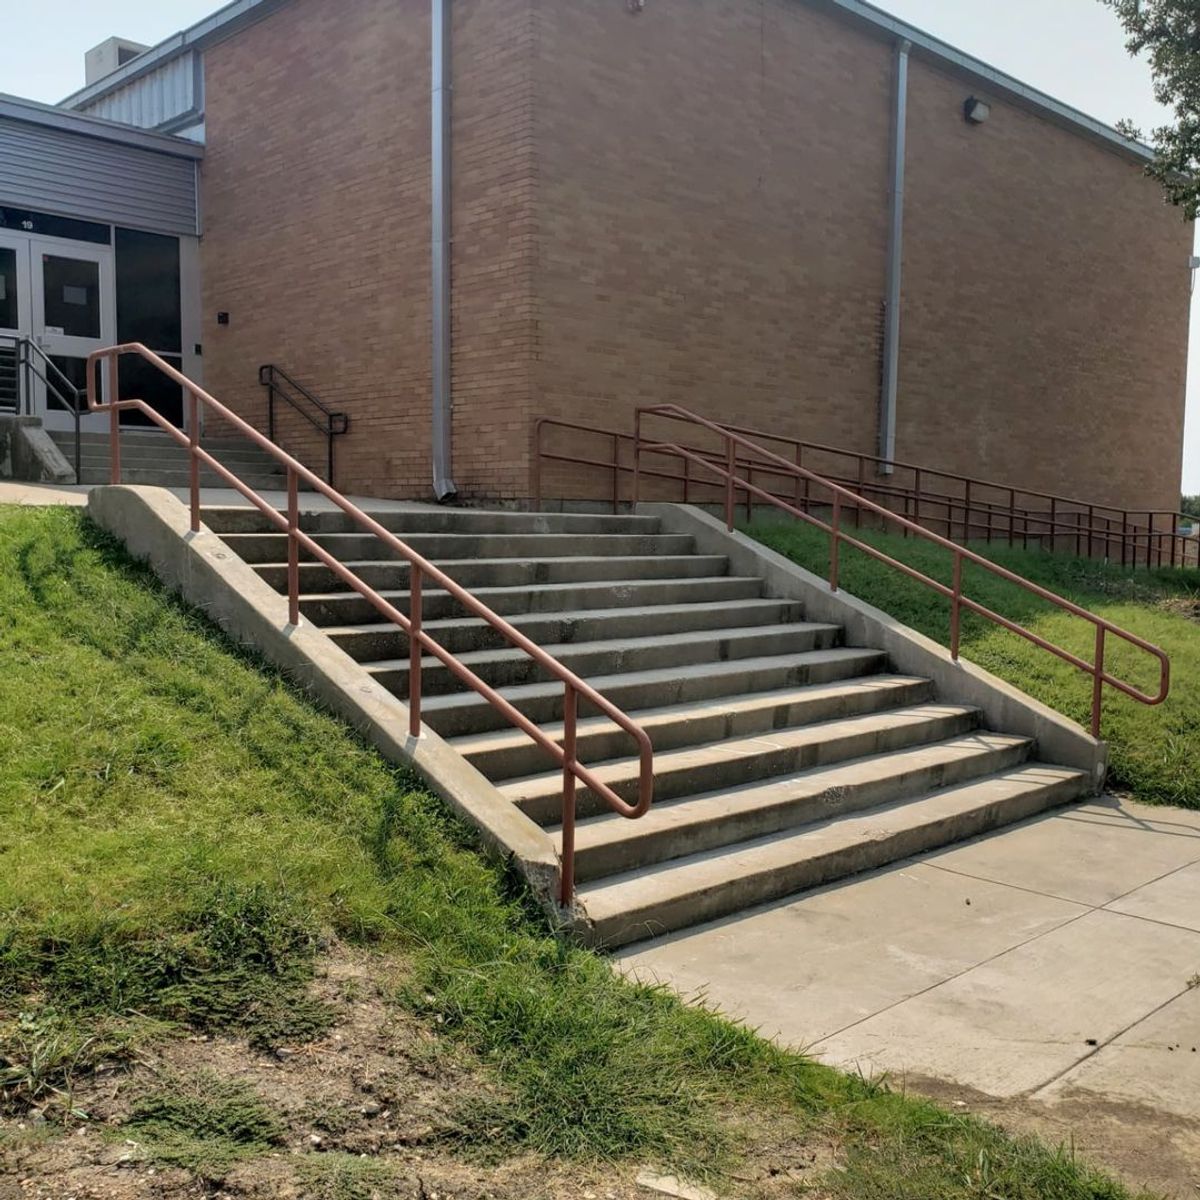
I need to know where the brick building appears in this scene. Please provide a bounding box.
[36,0,1195,510]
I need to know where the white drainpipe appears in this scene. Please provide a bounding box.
[879,39,911,475]
[431,0,457,500]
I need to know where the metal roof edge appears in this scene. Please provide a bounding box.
[818,0,1156,164]
[0,93,204,158]
[58,0,292,111]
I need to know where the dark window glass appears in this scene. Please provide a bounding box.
[0,248,18,330]
[42,256,100,338]
[115,228,181,353]
[119,352,183,428]
[46,355,87,413]
[0,207,110,245]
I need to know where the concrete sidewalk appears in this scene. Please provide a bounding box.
[619,796,1200,1185]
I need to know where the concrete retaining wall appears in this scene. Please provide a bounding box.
[0,415,75,484]
[86,485,562,905]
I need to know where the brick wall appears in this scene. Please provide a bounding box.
[201,0,536,501]
[199,0,1191,513]
[528,0,1190,514]
[899,55,1190,513]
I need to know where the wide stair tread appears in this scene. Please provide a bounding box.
[449,674,935,777]
[503,705,987,820]
[417,647,888,736]
[363,622,842,697]
[296,576,765,623]
[561,728,1024,875]
[322,598,803,656]
[579,762,1092,947]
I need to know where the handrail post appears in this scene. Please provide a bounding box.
[632,409,643,508]
[964,480,972,543]
[724,438,735,531]
[1091,625,1105,739]
[745,461,754,524]
[189,391,201,533]
[682,452,691,504]
[108,355,121,484]
[611,432,620,514]
[560,684,578,907]
[532,419,543,511]
[409,566,423,738]
[267,374,276,444]
[286,467,300,626]
[830,494,841,592]
[73,380,82,485]
[327,415,335,488]
[950,553,963,660]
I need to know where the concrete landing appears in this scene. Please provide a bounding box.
[618,796,1200,1180]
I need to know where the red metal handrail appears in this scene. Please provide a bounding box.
[87,344,654,905]
[533,416,1200,570]
[633,404,1170,740]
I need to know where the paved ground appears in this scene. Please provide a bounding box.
[620,795,1200,1193]
[0,480,434,512]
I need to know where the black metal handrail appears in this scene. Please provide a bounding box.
[258,364,348,486]
[0,335,83,482]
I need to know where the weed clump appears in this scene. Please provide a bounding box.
[124,1070,284,1179]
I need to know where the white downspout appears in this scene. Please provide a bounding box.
[879,39,910,474]
[431,0,457,500]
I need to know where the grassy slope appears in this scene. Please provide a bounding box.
[0,506,1151,1198]
[746,517,1200,808]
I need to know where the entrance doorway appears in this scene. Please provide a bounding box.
[0,229,114,430]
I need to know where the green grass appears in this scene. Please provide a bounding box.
[746,516,1200,808]
[0,505,1159,1197]
[122,1070,284,1178]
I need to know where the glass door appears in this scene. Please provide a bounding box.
[0,231,32,411]
[30,238,114,431]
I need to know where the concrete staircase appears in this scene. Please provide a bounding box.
[201,502,1094,947]
[51,430,286,489]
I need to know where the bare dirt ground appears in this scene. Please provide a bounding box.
[0,951,832,1200]
[910,1074,1200,1200]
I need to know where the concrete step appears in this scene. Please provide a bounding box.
[325,597,805,660]
[576,762,1092,948]
[567,727,1028,880]
[367,621,842,698]
[60,444,282,468]
[450,675,936,781]
[201,505,662,537]
[297,575,766,626]
[255,554,732,593]
[418,647,888,737]
[220,530,696,565]
[80,467,286,489]
[507,704,985,824]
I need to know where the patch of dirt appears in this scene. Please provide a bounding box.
[1,950,831,1200]
[905,1073,1200,1200]
[1158,596,1200,623]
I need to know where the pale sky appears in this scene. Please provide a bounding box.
[3,0,1197,493]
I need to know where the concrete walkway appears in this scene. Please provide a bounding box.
[0,480,437,513]
[619,796,1200,1186]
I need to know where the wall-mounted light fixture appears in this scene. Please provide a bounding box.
[964,96,991,125]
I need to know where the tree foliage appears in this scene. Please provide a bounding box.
[1104,0,1200,218]
[1182,493,1200,519]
